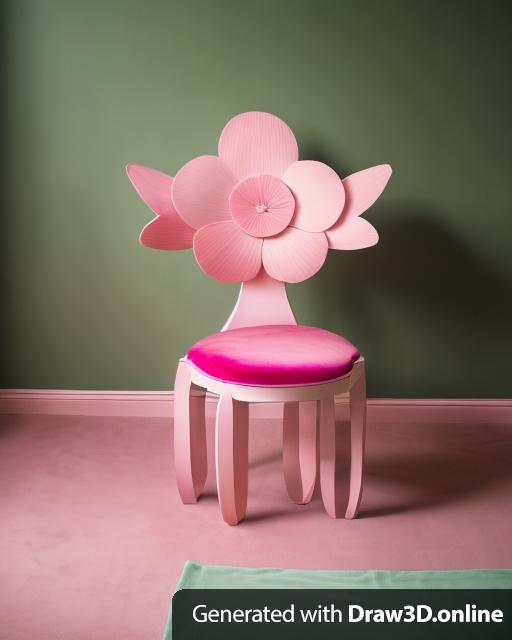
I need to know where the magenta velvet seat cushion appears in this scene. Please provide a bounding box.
[186,325,360,386]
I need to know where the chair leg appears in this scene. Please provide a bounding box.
[215,391,249,526]
[283,401,317,504]
[319,394,347,518]
[174,362,207,504]
[345,362,367,519]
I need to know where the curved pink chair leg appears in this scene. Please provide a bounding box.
[345,361,367,519]
[319,395,347,518]
[174,362,207,504]
[283,401,317,504]
[215,392,249,526]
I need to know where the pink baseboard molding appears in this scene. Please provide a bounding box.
[0,390,511,424]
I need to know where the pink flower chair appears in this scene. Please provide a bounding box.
[127,112,391,525]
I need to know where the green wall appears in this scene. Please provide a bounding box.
[2,0,511,396]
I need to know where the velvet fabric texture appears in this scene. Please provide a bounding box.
[186,325,360,385]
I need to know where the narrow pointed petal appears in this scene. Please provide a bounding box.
[126,163,176,216]
[326,164,391,250]
[126,164,195,250]
[339,164,392,220]
[262,228,328,283]
[139,216,195,250]
[193,221,263,283]
[326,217,379,250]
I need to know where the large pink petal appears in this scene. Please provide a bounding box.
[126,164,195,250]
[262,227,328,283]
[218,111,299,180]
[326,164,391,250]
[171,156,237,229]
[283,160,345,232]
[326,217,378,250]
[126,163,176,216]
[193,221,263,283]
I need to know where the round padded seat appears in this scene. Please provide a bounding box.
[186,325,360,386]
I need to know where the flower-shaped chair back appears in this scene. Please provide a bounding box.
[127,112,391,330]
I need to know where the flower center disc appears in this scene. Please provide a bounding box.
[229,175,295,238]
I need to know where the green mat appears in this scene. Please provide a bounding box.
[175,561,512,589]
[164,562,512,638]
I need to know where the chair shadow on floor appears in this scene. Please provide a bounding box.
[196,418,511,522]
[194,411,512,522]
[360,421,512,518]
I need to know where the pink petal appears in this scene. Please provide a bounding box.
[193,221,263,283]
[326,217,379,250]
[218,111,299,180]
[262,227,328,283]
[340,164,392,220]
[229,175,295,237]
[171,156,236,229]
[139,215,195,251]
[283,160,345,232]
[126,164,195,250]
[126,163,176,216]
[326,164,391,250]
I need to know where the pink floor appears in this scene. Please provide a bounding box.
[1,411,511,640]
